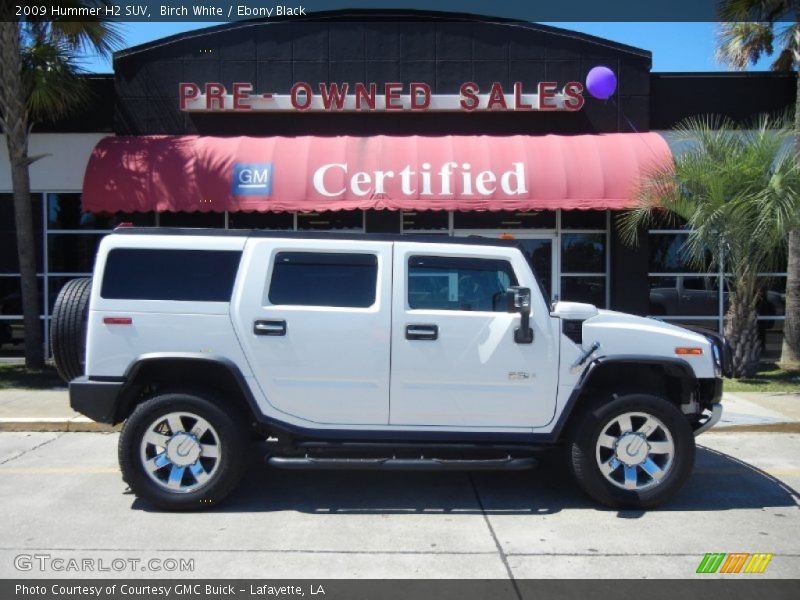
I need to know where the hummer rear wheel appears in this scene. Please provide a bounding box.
[119,391,248,511]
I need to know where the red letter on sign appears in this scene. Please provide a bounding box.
[410,83,431,110]
[384,83,403,110]
[538,81,558,111]
[205,83,226,110]
[291,82,313,110]
[487,82,507,111]
[232,83,253,110]
[319,83,349,110]
[563,81,585,111]
[179,83,200,110]
[354,83,376,110]
[459,82,479,111]
[514,82,533,110]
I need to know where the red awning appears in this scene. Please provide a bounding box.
[82,133,671,214]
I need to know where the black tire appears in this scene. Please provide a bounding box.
[50,278,92,382]
[118,391,249,511]
[568,393,695,510]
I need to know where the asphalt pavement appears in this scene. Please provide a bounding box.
[0,430,798,579]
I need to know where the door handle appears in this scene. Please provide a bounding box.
[254,319,287,336]
[406,324,438,341]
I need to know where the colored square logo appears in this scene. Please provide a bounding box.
[232,162,273,196]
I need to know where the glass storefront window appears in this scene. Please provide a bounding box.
[722,317,784,361]
[159,211,225,228]
[0,319,28,357]
[0,277,24,318]
[402,211,449,231]
[647,212,689,230]
[0,276,45,318]
[561,233,605,273]
[648,275,721,317]
[649,233,692,272]
[560,210,607,230]
[48,193,155,230]
[722,276,786,317]
[108,212,157,228]
[516,238,553,300]
[228,212,294,230]
[757,319,784,360]
[648,233,712,273]
[47,234,104,274]
[1,194,43,272]
[297,210,363,230]
[561,276,606,307]
[453,210,556,229]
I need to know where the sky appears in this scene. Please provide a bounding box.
[79,21,778,73]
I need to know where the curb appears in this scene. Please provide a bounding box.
[0,418,119,433]
[708,422,800,434]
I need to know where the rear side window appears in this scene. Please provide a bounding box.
[269,252,377,308]
[408,255,518,311]
[101,249,241,301]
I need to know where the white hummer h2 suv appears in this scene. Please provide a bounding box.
[55,228,730,511]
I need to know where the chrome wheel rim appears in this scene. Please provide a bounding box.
[595,411,675,491]
[139,412,221,494]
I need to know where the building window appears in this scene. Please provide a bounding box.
[453,210,556,229]
[559,213,608,307]
[47,193,155,229]
[647,230,788,360]
[297,210,364,231]
[228,212,294,230]
[48,234,104,274]
[560,210,607,230]
[402,210,449,232]
[159,211,225,228]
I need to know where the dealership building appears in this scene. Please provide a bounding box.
[0,10,795,357]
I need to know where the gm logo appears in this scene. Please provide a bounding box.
[696,552,773,574]
[232,162,273,196]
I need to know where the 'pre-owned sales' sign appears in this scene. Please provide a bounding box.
[178,81,585,112]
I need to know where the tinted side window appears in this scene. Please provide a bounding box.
[269,252,378,308]
[408,256,518,311]
[101,249,241,301]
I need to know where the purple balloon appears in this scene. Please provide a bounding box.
[586,66,617,100]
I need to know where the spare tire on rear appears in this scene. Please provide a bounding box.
[50,278,92,382]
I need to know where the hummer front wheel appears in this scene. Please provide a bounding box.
[569,393,695,509]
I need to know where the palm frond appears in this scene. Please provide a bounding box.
[718,0,796,22]
[20,40,91,121]
[622,113,798,282]
[716,22,775,69]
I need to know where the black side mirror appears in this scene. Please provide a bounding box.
[506,286,534,344]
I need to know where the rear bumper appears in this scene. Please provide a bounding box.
[69,376,123,424]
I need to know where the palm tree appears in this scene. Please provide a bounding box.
[0,3,120,367]
[717,3,800,366]
[620,115,800,378]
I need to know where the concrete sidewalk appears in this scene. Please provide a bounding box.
[0,386,797,432]
[0,387,118,432]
